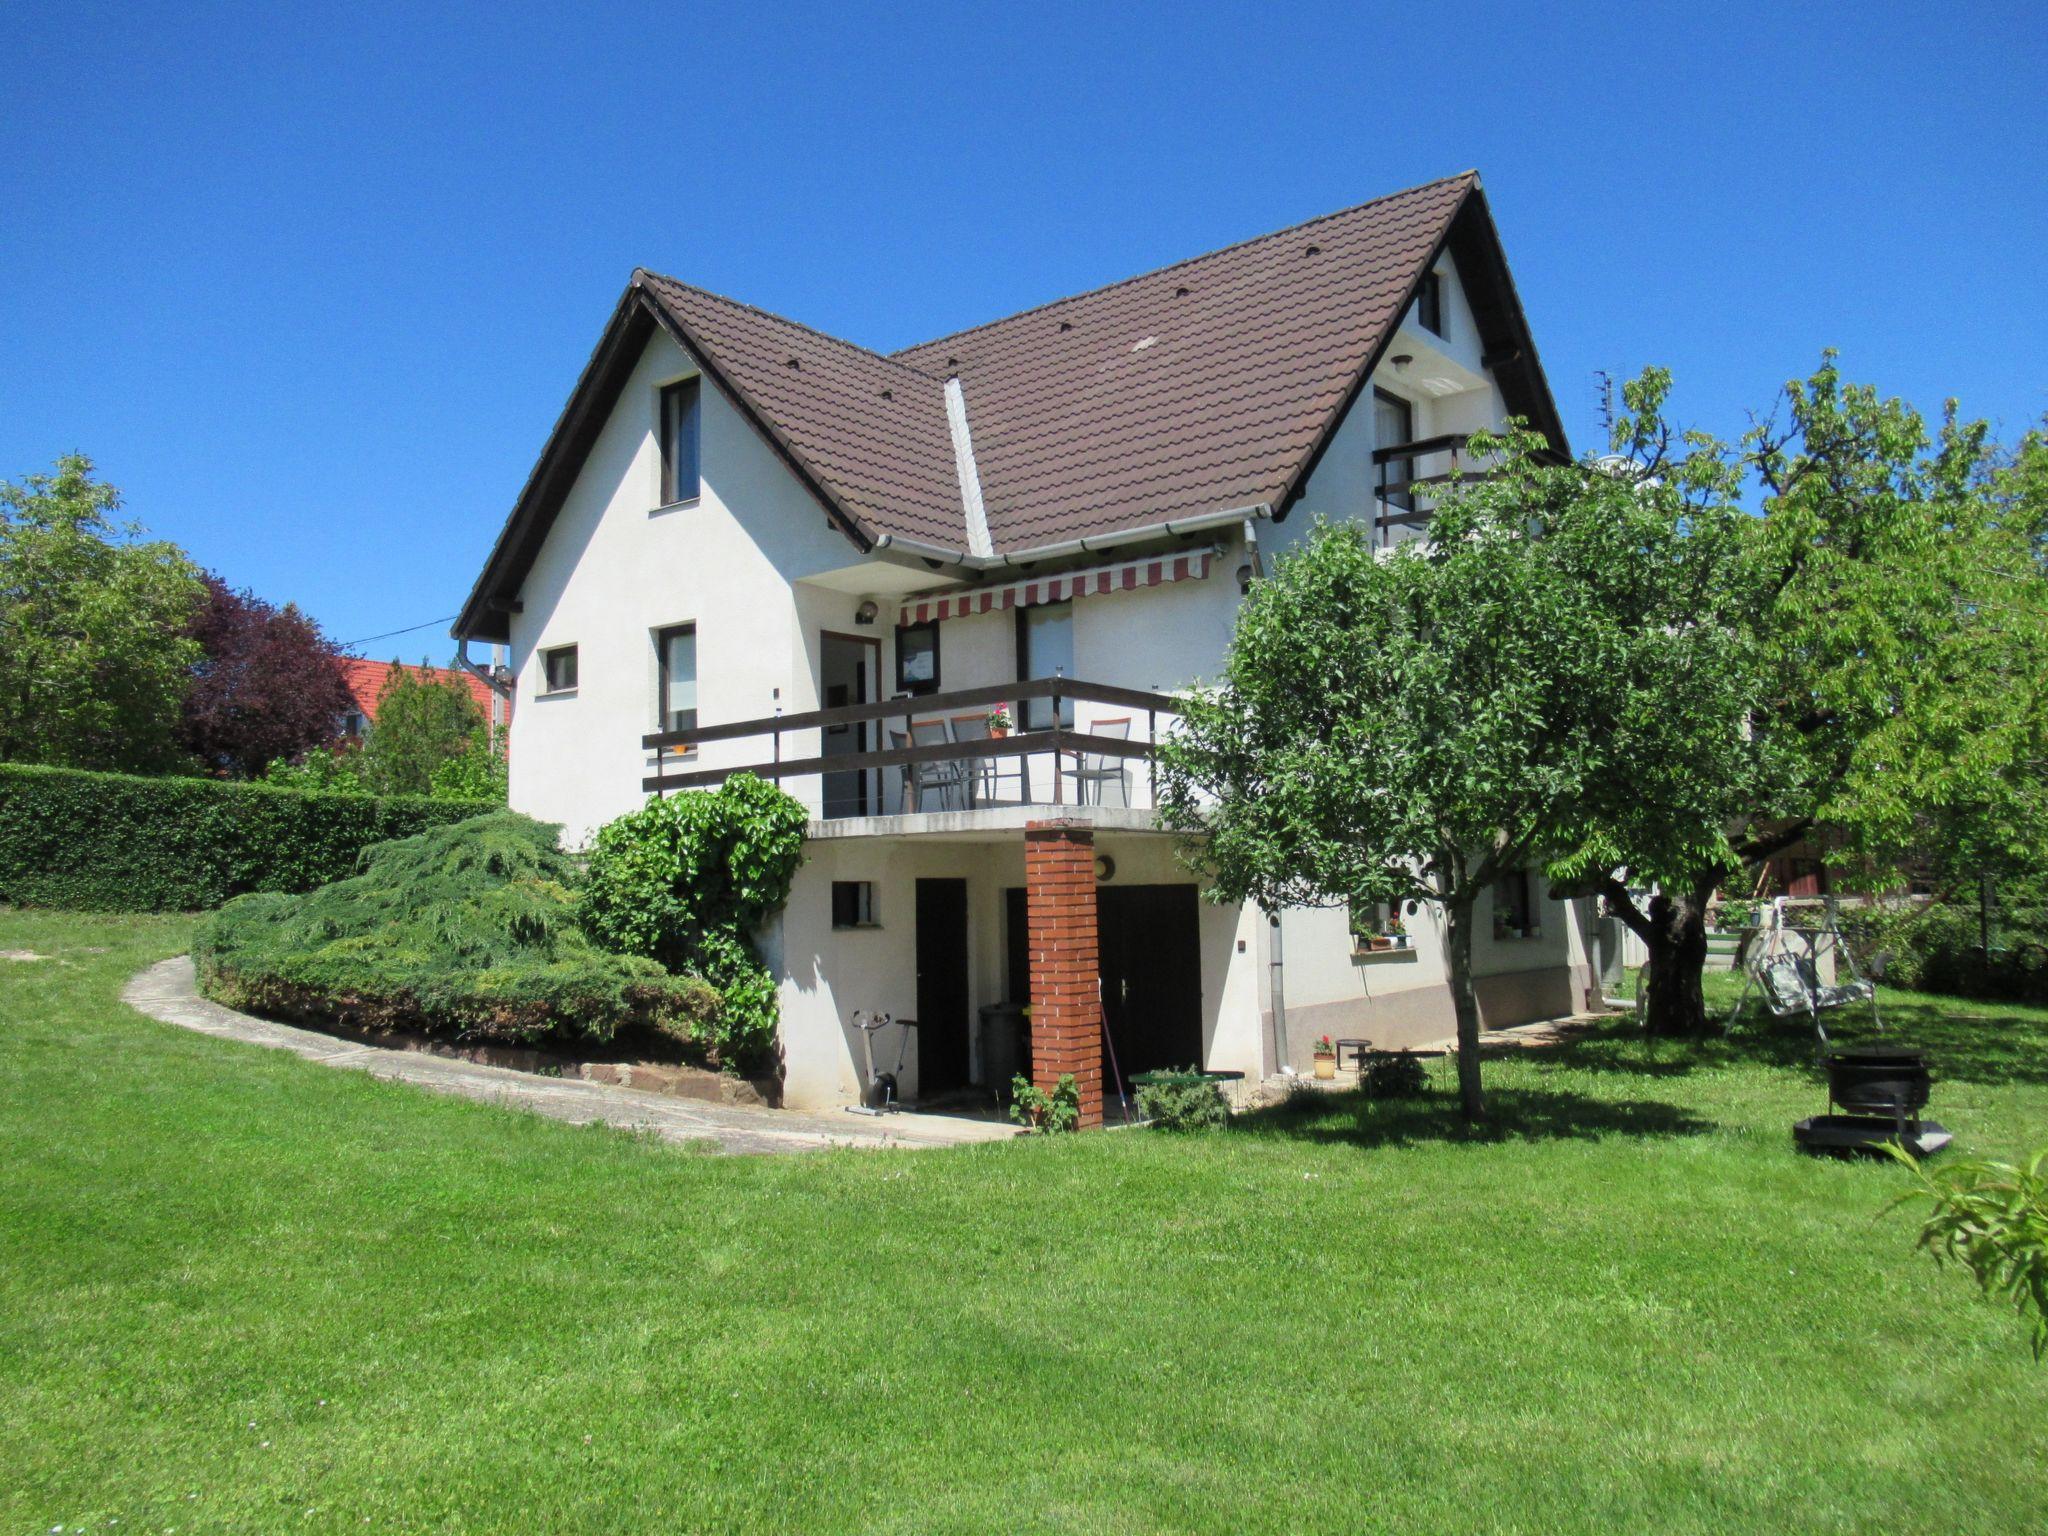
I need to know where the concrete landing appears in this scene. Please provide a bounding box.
[122,957,1020,1157]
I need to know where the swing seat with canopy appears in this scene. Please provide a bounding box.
[1726,896,1881,1047]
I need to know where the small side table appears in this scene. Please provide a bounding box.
[1334,1038,1372,1074]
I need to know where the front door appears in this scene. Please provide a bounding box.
[820,632,878,817]
[1097,884,1203,1082]
[915,878,970,1098]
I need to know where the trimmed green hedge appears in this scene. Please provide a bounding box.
[0,762,496,912]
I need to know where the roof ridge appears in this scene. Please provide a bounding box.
[634,270,946,384]
[888,170,1478,359]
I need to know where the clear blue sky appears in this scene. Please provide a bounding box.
[4,1,2042,654]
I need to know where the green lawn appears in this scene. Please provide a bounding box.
[2,910,2043,1534]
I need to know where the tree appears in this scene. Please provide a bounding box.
[1158,412,1744,1117]
[355,662,489,797]
[0,455,204,772]
[429,730,510,803]
[1601,362,2048,1034]
[180,573,355,776]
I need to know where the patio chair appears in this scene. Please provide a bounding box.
[947,713,993,807]
[897,721,969,812]
[1061,716,1131,806]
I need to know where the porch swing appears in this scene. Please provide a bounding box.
[1723,896,1882,1047]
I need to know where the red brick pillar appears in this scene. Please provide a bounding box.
[1024,818,1104,1129]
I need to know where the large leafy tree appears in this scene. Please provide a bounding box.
[1601,362,2048,1034]
[1159,402,1748,1117]
[355,662,490,797]
[0,455,204,772]
[180,573,355,776]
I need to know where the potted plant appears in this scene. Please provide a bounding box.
[986,707,1013,739]
[1386,914,1407,950]
[1312,1034,1337,1080]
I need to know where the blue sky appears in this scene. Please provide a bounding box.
[4,0,2042,654]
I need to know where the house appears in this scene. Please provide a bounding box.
[338,657,508,746]
[455,170,1602,1124]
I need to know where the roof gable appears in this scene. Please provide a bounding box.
[456,171,1565,642]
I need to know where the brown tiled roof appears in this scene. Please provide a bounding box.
[893,172,1477,549]
[458,171,1563,641]
[636,274,965,549]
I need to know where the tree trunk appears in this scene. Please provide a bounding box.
[1444,896,1485,1120]
[1641,887,1711,1036]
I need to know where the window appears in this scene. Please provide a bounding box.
[1416,269,1445,337]
[1374,389,1417,513]
[896,620,940,696]
[656,624,697,742]
[1017,602,1075,729]
[1493,870,1539,939]
[541,644,578,695]
[831,880,878,929]
[660,378,702,505]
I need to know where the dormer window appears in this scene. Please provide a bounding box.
[660,378,701,505]
[1416,270,1445,337]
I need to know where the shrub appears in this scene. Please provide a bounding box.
[194,812,716,1048]
[1010,1074,1081,1134]
[1364,1050,1430,1098]
[579,775,807,1069]
[1135,1069,1229,1131]
[0,762,494,912]
[1885,1144,2048,1361]
[1841,899,2048,1007]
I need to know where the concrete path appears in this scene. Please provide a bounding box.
[123,957,1019,1157]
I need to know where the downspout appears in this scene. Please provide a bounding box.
[1267,910,1289,1075]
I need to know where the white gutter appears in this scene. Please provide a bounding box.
[942,377,995,560]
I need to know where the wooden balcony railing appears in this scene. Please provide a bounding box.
[640,676,1180,814]
[1373,432,1477,537]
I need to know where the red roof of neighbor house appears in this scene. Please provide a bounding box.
[456,171,1567,644]
[340,658,497,722]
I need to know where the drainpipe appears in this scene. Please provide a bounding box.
[1267,910,1289,1074]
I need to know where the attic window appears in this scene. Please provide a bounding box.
[786,356,802,369]
[1058,322,1072,332]
[880,387,893,399]
[1416,270,1445,337]
[1304,243,1321,256]
[1174,285,1189,297]
[659,378,701,505]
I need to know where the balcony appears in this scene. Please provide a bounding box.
[1373,432,1478,545]
[641,677,1182,827]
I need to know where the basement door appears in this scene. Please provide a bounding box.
[1097,884,1203,1081]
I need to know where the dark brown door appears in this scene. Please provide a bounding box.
[915,878,970,1097]
[1097,884,1203,1081]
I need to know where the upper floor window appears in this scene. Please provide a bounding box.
[656,624,697,736]
[1416,270,1445,337]
[1374,388,1416,513]
[541,644,579,696]
[1017,602,1075,729]
[897,620,940,697]
[660,378,702,505]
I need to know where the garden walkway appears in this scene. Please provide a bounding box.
[123,957,1019,1156]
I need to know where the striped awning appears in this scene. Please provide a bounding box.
[897,547,1218,627]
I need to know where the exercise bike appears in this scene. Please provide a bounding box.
[847,1011,917,1115]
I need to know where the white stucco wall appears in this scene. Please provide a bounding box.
[505,331,868,844]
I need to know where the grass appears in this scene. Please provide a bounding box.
[2,909,2044,1534]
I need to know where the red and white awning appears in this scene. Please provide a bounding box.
[897,547,1218,627]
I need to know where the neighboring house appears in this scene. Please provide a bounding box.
[455,170,1599,1123]
[338,657,508,746]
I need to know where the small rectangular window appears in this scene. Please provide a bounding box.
[831,880,878,929]
[541,644,578,695]
[655,624,697,740]
[1493,870,1539,939]
[660,378,702,505]
[896,620,940,696]
[1416,270,1445,337]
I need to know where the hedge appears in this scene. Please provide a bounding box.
[0,762,497,912]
